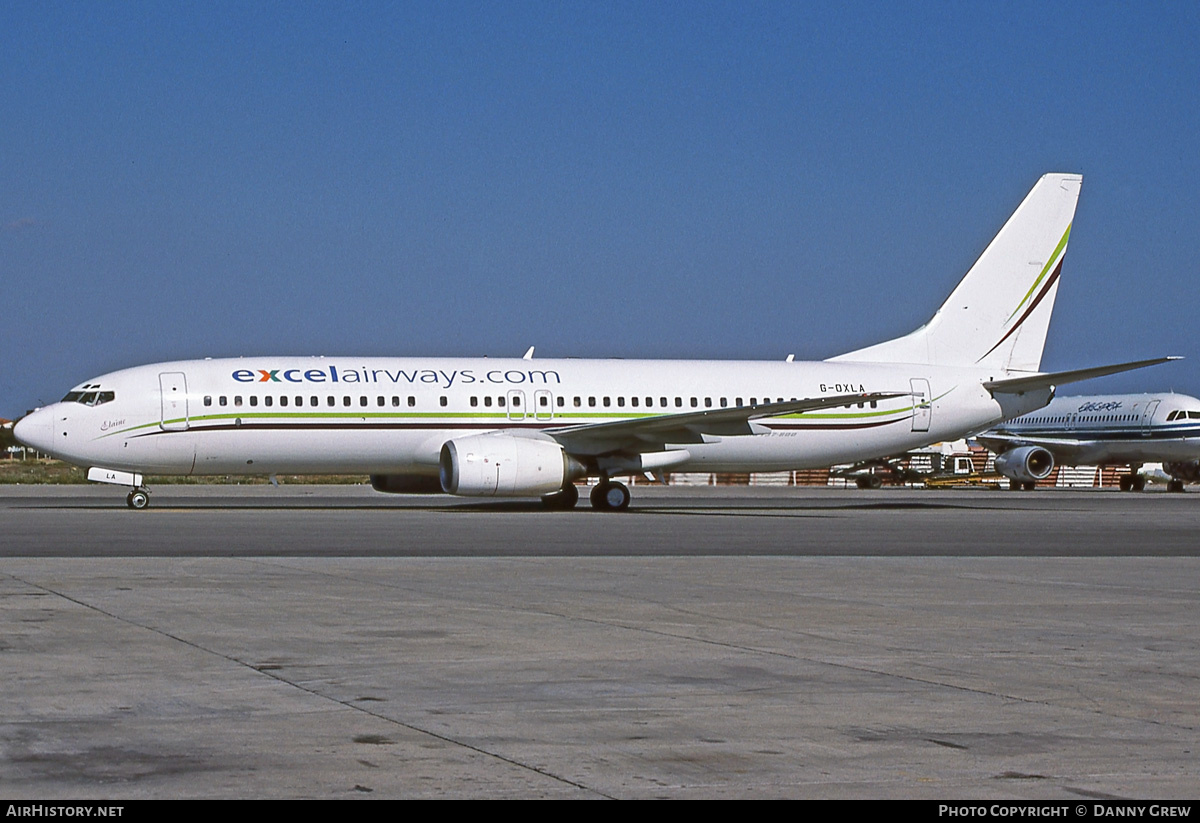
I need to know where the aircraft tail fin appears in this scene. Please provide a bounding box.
[830,173,1082,371]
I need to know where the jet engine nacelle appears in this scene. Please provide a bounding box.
[1164,460,1200,484]
[993,445,1055,482]
[439,434,581,497]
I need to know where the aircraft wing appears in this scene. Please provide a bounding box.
[973,432,1090,463]
[547,392,907,456]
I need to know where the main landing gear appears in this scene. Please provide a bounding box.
[539,480,631,511]
[540,479,633,513]
[589,480,631,511]
[540,484,580,510]
[1118,472,1146,492]
[1007,480,1037,491]
[125,487,151,509]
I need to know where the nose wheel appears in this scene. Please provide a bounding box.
[126,488,150,509]
[590,480,631,511]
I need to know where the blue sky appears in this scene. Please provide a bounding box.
[3,1,1198,415]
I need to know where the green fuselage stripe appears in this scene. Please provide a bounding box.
[99,396,943,439]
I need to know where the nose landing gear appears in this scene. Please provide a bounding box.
[125,488,150,509]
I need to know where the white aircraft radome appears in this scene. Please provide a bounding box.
[977,392,1200,492]
[14,173,1177,509]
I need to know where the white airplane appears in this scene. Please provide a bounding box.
[14,173,1176,510]
[976,392,1200,492]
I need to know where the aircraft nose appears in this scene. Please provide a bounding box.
[13,408,54,454]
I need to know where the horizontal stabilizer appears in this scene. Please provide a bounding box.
[983,357,1181,395]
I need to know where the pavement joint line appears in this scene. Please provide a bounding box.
[2,569,616,799]
[235,559,1199,735]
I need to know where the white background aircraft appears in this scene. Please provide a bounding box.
[14,173,1174,509]
[977,392,1200,492]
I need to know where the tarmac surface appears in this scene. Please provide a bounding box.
[2,484,1198,798]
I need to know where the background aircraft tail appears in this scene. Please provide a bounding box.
[830,172,1082,372]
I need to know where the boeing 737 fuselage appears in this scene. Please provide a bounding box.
[13,173,1176,509]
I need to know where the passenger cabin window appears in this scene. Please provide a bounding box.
[407,396,416,407]
[265,396,274,407]
[439,396,447,407]
[204,396,213,407]
[219,396,228,407]
[279,396,287,407]
[249,396,258,407]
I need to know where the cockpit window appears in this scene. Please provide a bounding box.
[1190,411,1200,420]
[63,390,116,407]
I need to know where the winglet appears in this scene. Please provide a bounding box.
[522,346,535,360]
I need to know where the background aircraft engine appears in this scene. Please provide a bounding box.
[993,445,1055,482]
[1164,460,1200,484]
[440,435,579,497]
